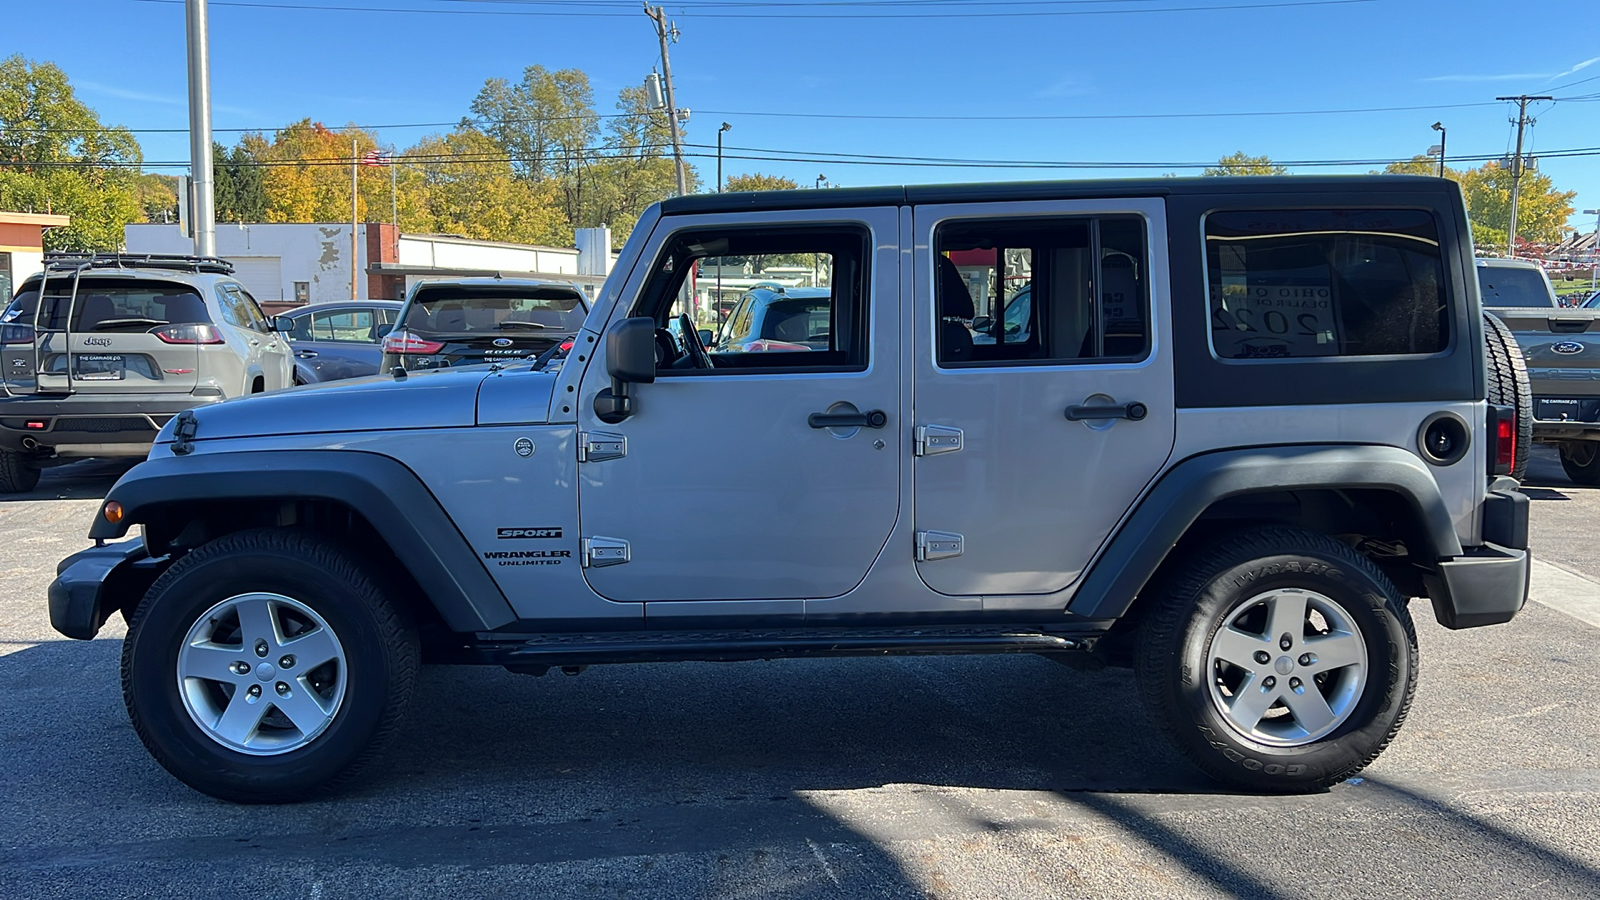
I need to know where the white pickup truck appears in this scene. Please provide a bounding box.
[1480,257,1600,484]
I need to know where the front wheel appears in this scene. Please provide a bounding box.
[1136,527,1417,793]
[122,528,418,802]
[0,447,40,494]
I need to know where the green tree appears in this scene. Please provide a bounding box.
[406,128,569,246]
[723,173,800,192]
[134,173,177,224]
[1459,161,1575,252]
[581,85,683,242]
[472,66,599,228]
[0,55,144,250]
[213,141,267,223]
[1202,152,1288,177]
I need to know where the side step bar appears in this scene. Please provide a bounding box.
[468,626,1104,671]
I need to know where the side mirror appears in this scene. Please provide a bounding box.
[375,324,393,338]
[970,316,992,332]
[268,315,295,333]
[698,329,715,349]
[595,317,656,424]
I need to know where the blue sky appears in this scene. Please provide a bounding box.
[10,0,1600,230]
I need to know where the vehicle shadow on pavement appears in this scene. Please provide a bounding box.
[0,458,134,502]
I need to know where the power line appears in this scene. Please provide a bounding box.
[129,0,1377,18]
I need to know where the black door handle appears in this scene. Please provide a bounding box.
[809,409,888,429]
[1065,402,1147,422]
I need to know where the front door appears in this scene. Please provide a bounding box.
[576,207,902,603]
[911,199,1176,601]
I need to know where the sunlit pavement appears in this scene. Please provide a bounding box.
[2,450,1598,899]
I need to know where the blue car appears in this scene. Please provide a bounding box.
[284,301,404,384]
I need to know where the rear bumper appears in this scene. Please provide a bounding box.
[0,393,220,454]
[48,540,165,640]
[1424,480,1530,629]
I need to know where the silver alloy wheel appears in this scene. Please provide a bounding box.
[176,592,347,755]
[1205,588,1368,747]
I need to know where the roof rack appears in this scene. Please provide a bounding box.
[41,253,235,275]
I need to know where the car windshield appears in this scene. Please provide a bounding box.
[402,285,587,335]
[3,281,211,332]
[1478,267,1555,308]
[758,299,830,343]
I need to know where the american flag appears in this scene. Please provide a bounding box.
[361,149,390,167]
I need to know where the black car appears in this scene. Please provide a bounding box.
[380,279,588,373]
[284,300,404,384]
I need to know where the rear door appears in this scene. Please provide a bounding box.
[910,198,1176,600]
[293,306,387,381]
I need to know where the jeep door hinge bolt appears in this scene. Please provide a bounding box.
[255,640,269,658]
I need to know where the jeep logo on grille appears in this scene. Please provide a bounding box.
[83,337,113,346]
[1552,341,1585,355]
[493,338,513,347]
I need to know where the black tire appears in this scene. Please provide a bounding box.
[1559,441,1600,486]
[122,528,418,803]
[1484,310,1532,482]
[1136,527,1418,793]
[0,448,41,494]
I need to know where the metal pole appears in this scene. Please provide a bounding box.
[185,0,216,257]
[1587,209,1600,292]
[390,156,397,229]
[1498,95,1552,258]
[645,4,687,196]
[351,138,359,300]
[1431,122,1446,178]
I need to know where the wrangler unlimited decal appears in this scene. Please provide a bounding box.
[482,549,571,567]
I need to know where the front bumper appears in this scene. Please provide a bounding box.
[48,540,164,640]
[1424,479,1530,629]
[0,393,221,454]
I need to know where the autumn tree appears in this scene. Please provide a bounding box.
[473,66,600,229]
[1458,161,1576,251]
[723,173,800,192]
[0,55,144,250]
[581,85,682,241]
[406,128,568,246]
[1202,152,1288,177]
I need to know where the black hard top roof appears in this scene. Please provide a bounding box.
[659,175,1452,216]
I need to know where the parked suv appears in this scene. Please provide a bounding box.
[51,178,1529,803]
[0,254,292,493]
[379,278,587,373]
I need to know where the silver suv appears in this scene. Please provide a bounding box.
[50,178,1530,803]
[0,255,292,492]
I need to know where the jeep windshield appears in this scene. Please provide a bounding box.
[4,281,211,333]
[1478,266,1555,308]
[400,285,586,337]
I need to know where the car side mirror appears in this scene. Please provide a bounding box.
[698,329,715,349]
[595,317,656,424]
[375,324,393,338]
[970,316,992,332]
[268,315,295,333]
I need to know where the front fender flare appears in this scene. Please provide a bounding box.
[89,450,515,632]
[1068,444,1464,620]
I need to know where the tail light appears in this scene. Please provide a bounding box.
[381,330,445,355]
[152,324,226,345]
[1488,404,1516,476]
[1,323,33,345]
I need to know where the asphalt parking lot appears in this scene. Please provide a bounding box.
[3,452,1600,899]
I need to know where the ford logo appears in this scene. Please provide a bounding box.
[1553,341,1585,355]
[492,338,513,347]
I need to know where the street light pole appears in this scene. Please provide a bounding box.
[717,122,731,192]
[184,0,216,257]
[1430,121,1446,178]
[815,174,827,189]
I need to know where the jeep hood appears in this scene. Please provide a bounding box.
[155,368,501,445]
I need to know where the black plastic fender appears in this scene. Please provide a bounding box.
[1068,444,1466,620]
[87,450,516,632]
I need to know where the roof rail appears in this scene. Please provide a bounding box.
[41,253,235,275]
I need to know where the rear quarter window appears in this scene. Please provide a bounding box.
[1478,266,1555,308]
[1206,209,1448,360]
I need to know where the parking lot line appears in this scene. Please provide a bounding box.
[1530,559,1600,629]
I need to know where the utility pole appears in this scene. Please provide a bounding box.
[184,0,216,257]
[644,4,687,196]
[1497,94,1551,258]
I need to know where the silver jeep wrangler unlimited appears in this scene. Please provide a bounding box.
[51,177,1530,802]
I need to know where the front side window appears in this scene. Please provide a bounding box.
[637,226,870,373]
[935,216,1150,365]
[1206,209,1448,359]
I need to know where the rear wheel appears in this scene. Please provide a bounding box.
[0,448,41,494]
[1559,441,1600,486]
[122,528,418,802]
[1484,311,1532,482]
[1136,527,1417,793]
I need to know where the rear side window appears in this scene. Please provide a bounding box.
[1206,210,1448,359]
[6,282,211,332]
[1478,266,1555,308]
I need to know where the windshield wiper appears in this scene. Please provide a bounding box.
[497,321,551,330]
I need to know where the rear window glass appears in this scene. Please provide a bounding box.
[1478,266,1555,308]
[402,286,586,335]
[3,281,210,332]
[1206,209,1448,359]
